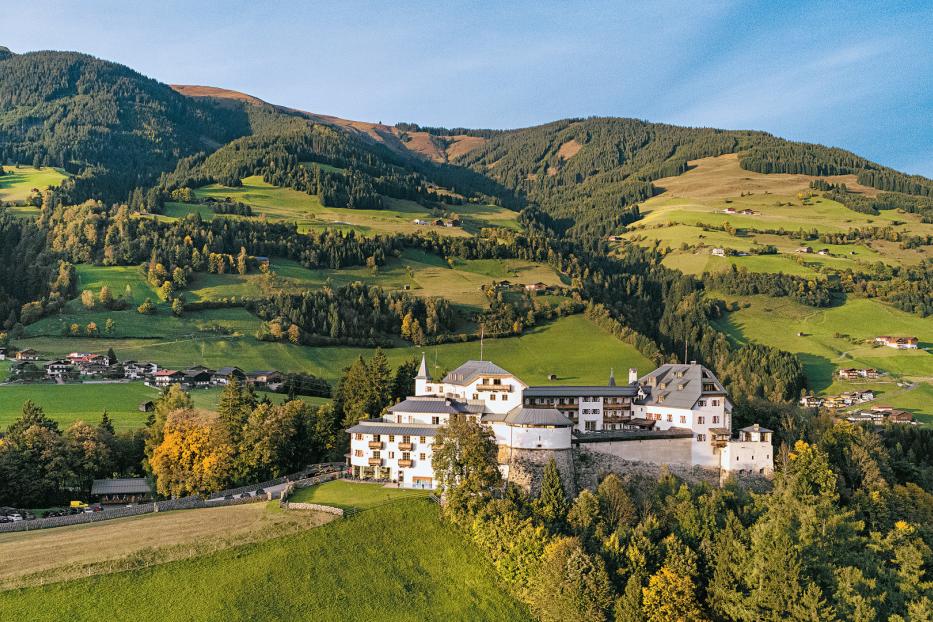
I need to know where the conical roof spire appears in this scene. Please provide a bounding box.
[416,352,430,380]
[608,367,616,387]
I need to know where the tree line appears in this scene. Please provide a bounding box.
[433,410,933,621]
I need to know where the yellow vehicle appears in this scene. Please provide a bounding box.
[69,500,88,509]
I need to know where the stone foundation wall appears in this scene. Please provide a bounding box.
[497,445,773,498]
[573,447,721,490]
[503,448,576,496]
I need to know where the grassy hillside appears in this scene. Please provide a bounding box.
[0,502,335,591]
[0,499,530,621]
[711,293,932,416]
[0,165,69,203]
[14,314,653,388]
[288,479,429,510]
[620,154,933,275]
[161,175,518,236]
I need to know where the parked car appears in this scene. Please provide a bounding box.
[239,493,250,499]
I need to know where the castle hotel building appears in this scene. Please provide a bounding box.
[347,357,773,489]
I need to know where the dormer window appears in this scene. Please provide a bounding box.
[678,383,684,390]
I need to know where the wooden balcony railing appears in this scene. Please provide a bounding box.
[477,384,511,392]
[368,458,383,466]
[368,441,383,449]
[398,442,414,451]
[398,459,413,468]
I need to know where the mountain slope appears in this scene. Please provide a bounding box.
[171,84,488,164]
[0,49,252,201]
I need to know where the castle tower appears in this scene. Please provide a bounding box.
[415,352,431,395]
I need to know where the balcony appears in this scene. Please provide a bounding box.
[477,384,511,392]
[398,459,413,468]
[368,441,383,449]
[398,442,414,451]
[368,457,383,467]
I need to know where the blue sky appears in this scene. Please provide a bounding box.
[4,1,932,175]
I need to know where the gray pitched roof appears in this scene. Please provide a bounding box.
[636,363,728,410]
[524,385,638,398]
[485,406,573,427]
[387,397,484,415]
[90,478,151,495]
[739,424,773,433]
[442,360,514,385]
[347,421,439,436]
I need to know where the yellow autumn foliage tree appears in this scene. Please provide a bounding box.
[150,409,235,497]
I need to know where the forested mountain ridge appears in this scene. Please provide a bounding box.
[0,49,252,202]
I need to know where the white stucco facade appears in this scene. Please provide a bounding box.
[347,358,774,489]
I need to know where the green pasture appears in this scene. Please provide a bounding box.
[0,165,69,203]
[179,176,517,236]
[288,480,429,510]
[711,293,932,394]
[14,314,654,387]
[628,192,932,274]
[0,500,529,621]
[75,264,160,306]
[0,382,327,432]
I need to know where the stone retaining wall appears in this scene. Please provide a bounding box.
[283,502,344,516]
[574,447,722,490]
[503,448,576,496]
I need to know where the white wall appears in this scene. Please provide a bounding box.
[721,441,773,475]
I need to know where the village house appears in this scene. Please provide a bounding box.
[875,336,919,350]
[15,348,41,361]
[0,347,6,360]
[838,367,881,380]
[45,359,73,378]
[150,369,183,388]
[247,370,283,388]
[711,248,726,257]
[723,207,737,214]
[123,361,158,380]
[799,395,824,408]
[524,282,547,293]
[182,367,214,388]
[213,366,247,385]
[795,246,813,254]
[347,358,773,489]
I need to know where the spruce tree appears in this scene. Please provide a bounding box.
[535,458,569,530]
[98,410,115,435]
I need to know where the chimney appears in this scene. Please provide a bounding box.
[628,368,638,384]
[608,368,616,387]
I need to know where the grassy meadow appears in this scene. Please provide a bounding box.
[288,479,429,510]
[0,383,327,431]
[619,154,932,275]
[0,165,69,203]
[0,502,335,591]
[150,175,520,236]
[0,500,530,621]
[711,293,932,415]
[13,313,654,388]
